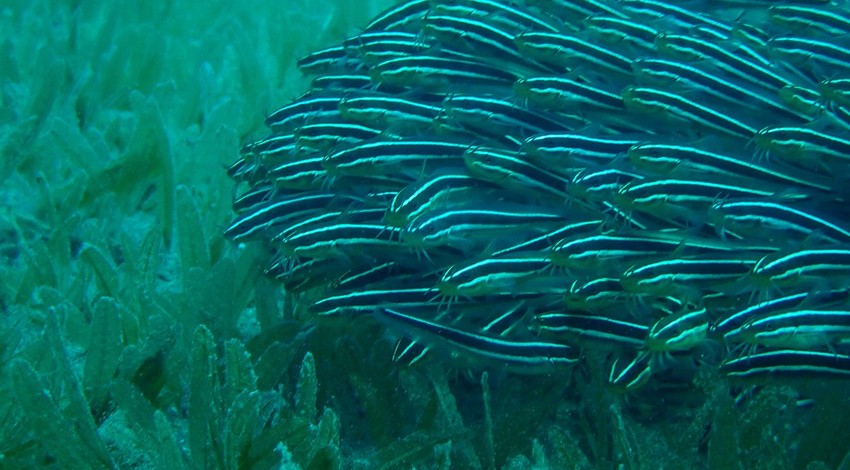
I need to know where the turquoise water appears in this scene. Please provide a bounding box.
[2,0,850,468]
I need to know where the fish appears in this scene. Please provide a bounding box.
[583,15,658,51]
[654,33,792,92]
[721,349,850,381]
[622,257,756,298]
[708,200,850,244]
[385,171,494,228]
[424,14,544,72]
[550,232,728,272]
[768,36,850,81]
[534,311,649,350]
[622,86,758,138]
[514,31,633,77]
[324,139,470,177]
[227,0,850,395]
[608,352,653,392]
[371,55,520,91]
[516,76,624,113]
[278,222,407,259]
[311,287,447,317]
[645,307,710,353]
[491,220,605,258]
[627,143,830,191]
[712,289,850,339]
[522,132,639,165]
[374,308,580,373]
[344,31,432,65]
[364,0,430,33]
[622,0,733,34]
[462,146,576,200]
[339,94,443,129]
[769,5,850,38]
[437,254,556,297]
[296,45,363,75]
[442,94,576,140]
[403,206,568,249]
[224,192,337,242]
[727,309,850,350]
[819,78,850,108]
[751,248,850,290]
[430,0,560,34]
[615,179,801,224]
[754,126,850,173]
[563,277,628,311]
[265,94,348,132]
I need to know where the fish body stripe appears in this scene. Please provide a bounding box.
[647,308,709,351]
[732,309,850,348]
[515,32,632,73]
[524,133,639,162]
[655,34,791,91]
[377,308,580,368]
[623,87,758,137]
[266,95,347,130]
[769,5,850,36]
[536,313,649,348]
[712,201,850,243]
[584,15,658,50]
[365,0,430,32]
[443,95,574,135]
[373,55,520,88]
[225,193,335,241]
[721,350,850,380]
[463,147,573,198]
[431,0,560,33]
[753,249,850,282]
[516,76,624,111]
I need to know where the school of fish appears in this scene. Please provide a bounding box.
[226,0,850,391]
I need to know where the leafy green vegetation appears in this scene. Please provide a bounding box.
[1,0,849,468]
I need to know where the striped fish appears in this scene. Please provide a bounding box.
[523,132,639,165]
[339,94,442,129]
[709,201,850,244]
[225,192,336,242]
[463,146,576,201]
[364,0,430,33]
[655,33,793,91]
[385,172,493,228]
[712,289,850,339]
[516,76,624,113]
[278,223,407,259]
[721,349,850,381]
[324,139,470,177]
[626,143,830,192]
[535,312,649,350]
[728,309,850,349]
[404,206,568,249]
[550,233,728,272]
[645,307,709,353]
[371,55,520,91]
[754,126,850,173]
[438,254,556,297]
[375,308,580,373]
[769,5,850,37]
[622,86,758,138]
[751,248,850,289]
[514,31,633,77]
[622,257,756,297]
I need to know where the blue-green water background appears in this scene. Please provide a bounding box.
[2,0,850,468]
